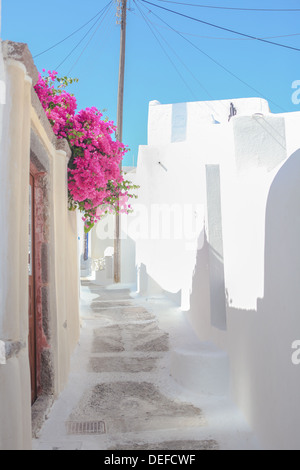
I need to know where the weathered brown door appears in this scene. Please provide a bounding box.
[29,174,37,404]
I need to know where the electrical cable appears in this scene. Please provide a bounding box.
[155,0,300,12]
[134,1,197,100]
[133,13,300,41]
[140,0,300,53]
[67,2,115,75]
[33,1,113,59]
[135,0,227,115]
[138,1,286,111]
[55,3,112,70]
[137,2,289,155]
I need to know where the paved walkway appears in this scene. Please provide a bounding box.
[33,281,259,450]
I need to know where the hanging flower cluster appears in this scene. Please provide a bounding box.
[34,70,138,232]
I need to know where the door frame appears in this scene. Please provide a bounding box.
[29,154,54,402]
[29,173,37,404]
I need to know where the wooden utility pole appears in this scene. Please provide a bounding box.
[114,0,127,283]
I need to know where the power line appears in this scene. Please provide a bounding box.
[135,0,203,101]
[139,1,286,111]
[156,0,300,12]
[140,0,300,52]
[33,1,113,59]
[138,4,289,169]
[67,4,114,75]
[133,15,300,41]
[135,0,227,114]
[55,3,112,70]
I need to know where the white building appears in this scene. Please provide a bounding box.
[0,38,80,450]
[112,96,300,450]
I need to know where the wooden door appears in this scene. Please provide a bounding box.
[28,174,37,404]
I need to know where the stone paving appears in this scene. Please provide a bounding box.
[33,281,259,451]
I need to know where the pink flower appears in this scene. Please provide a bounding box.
[34,70,134,230]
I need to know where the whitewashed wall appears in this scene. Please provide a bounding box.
[136,98,269,308]
[0,42,80,450]
[133,97,300,449]
[90,168,138,287]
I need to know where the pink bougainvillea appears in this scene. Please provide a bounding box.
[34,71,138,232]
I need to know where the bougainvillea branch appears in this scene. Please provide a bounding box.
[34,70,138,232]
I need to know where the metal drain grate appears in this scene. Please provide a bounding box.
[66,421,106,435]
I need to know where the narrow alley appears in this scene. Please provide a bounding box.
[33,280,259,451]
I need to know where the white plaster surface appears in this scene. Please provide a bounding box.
[148,98,269,146]
[0,340,5,365]
[0,41,8,339]
[33,284,260,451]
[83,96,300,449]
[0,43,80,450]
[126,97,300,449]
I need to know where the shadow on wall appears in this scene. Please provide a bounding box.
[187,230,228,338]
[137,264,181,304]
[137,263,163,297]
[185,150,300,448]
[121,230,137,285]
[205,164,227,331]
[228,149,300,450]
[208,244,227,331]
[187,233,210,339]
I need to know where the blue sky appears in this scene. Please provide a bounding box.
[2,0,300,166]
